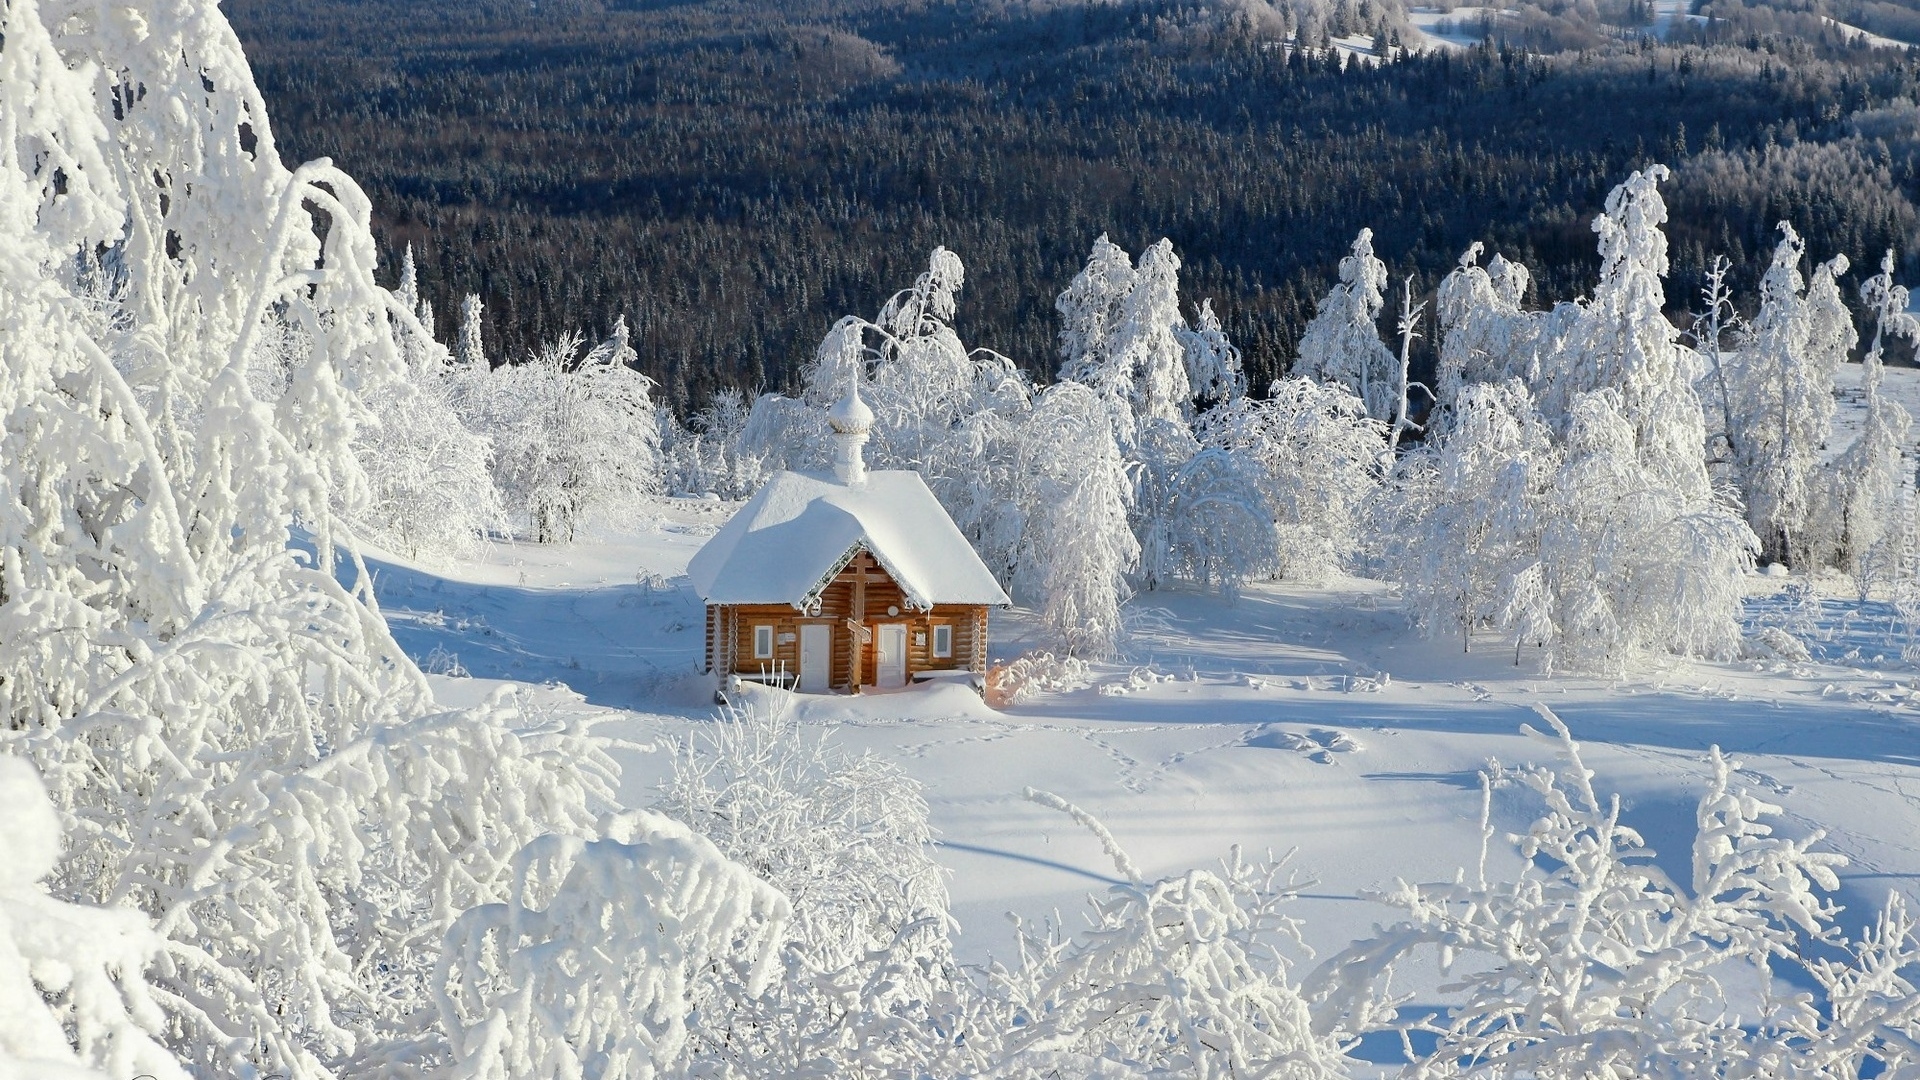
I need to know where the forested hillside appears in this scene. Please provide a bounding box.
[227,0,1920,407]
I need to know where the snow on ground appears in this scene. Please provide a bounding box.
[1652,0,1709,40]
[1820,13,1913,48]
[1833,360,1920,468]
[349,365,1920,1039]
[370,505,1920,1010]
[1405,7,1496,50]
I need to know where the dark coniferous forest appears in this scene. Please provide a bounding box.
[227,0,1920,409]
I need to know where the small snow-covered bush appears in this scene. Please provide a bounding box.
[987,651,1097,705]
[659,700,963,1075]
[435,810,791,1080]
[990,789,1348,1080]
[0,758,185,1080]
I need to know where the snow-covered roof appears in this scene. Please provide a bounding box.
[687,470,1012,610]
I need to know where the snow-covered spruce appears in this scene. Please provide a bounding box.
[1296,228,1400,422]
[1723,223,1853,567]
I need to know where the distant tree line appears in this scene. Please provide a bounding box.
[227,0,1920,412]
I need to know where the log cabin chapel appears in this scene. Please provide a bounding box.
[688,377,1010,694]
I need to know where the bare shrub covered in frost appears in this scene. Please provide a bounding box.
[658,699,967,1075]
[0,759,186,1080]
[435,810,792,1080]
[1308,706,1920,1078]
[986,651,1097,705]
[988,789,1349,1080]
[449,320,663,542]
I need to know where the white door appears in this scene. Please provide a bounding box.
[876,624,908,689]
[799,624,831,692]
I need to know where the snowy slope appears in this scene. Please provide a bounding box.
[368,493,1920,1015]
[1404,6,1492,50]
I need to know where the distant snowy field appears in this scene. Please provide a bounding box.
[362,363,1920,1017]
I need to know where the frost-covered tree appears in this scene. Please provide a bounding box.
[452,322,662,542]
[1158,444,1282,597]
[1689,254,1746,469]
[1201,378,1388,584]
[1016,382,1141,656]
[1106,239,1195,429]
[1826,250,1917,598]
[1421,168,1755,671]
[1432,243,1565,419]
[1133,417,1209,592]
[1055,236,1262,598]
[663,388,765,499]
[1057,233,1139,389]
[746,248,1030,484]
[866,248,1032,470]
[1382,380,1556,652]
[346,281,505,559]
[1296,228,1399,420]
[1057,235,1223,435]
[1539,389,1755,673]
[354,366,506,559]
[0,3,625,1075]
[1177,298,1247,406]
[1726,224,1854,565]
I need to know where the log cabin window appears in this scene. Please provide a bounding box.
[753,624,774,659]
[933,623,952,658]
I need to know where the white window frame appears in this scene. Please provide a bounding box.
[753,624,774,660]
[932,623,953,658]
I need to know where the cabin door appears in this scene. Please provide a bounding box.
[875,624,908,689]
[798,624,831,692]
